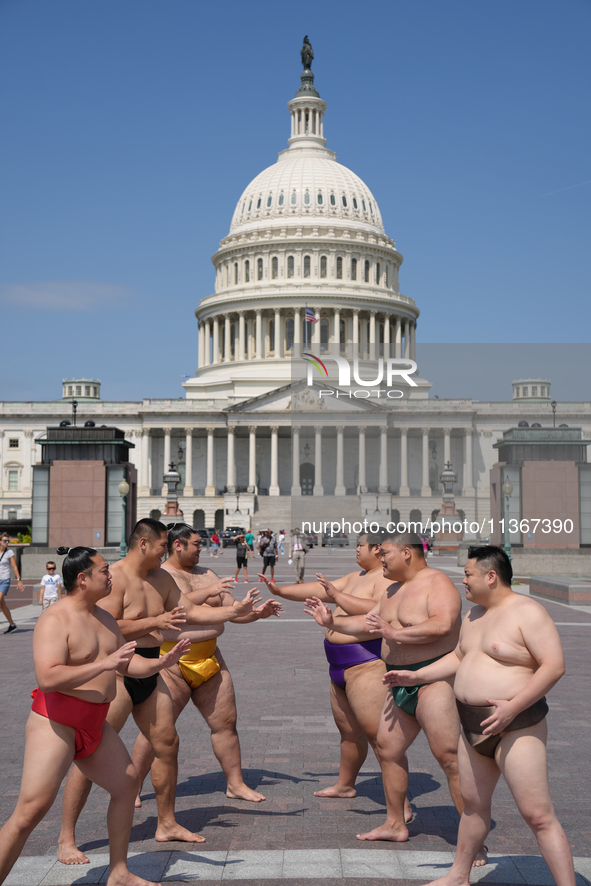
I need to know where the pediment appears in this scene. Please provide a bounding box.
[227,380,388,414]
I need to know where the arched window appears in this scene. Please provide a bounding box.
[330,194,336,206]
[257,258,263,281]
[320,255,327,278]
[351,257,357,280]
[336,256,343,279]
[272,256,278,279]
[304,192,310,205]
[234,262,238,285]
[266,195,272,207]
[278,193,284,206]
[244,260,250,283]
[364,260,370,283]
[320,318,329,352]
[287,255,294,278]
[256,197,261,209]
[304,255,311,278]
[291,192,297,205]
[342,195,347,207]
[286,317,294,351]
[339,318,346,349]
[317,192,323,204]
[376,262,380,285]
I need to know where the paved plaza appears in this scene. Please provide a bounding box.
[1,548,591,885]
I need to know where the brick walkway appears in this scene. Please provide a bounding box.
[1,549,590,884]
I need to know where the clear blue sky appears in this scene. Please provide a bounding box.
[0,0,589,401]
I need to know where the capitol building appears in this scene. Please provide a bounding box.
[2,49,591,545]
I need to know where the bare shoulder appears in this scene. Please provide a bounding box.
[94,604,120,634]
[147,566,177,595]
[373,573,398,599]
[509,592,555,626]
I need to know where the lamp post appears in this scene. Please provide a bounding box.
[551,400,557,428]
[502,476,513,562]
[118,477,130,558]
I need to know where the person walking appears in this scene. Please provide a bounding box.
[39,561,63,610]
[278,529,286,555]
[234,535,249,583]
[210,531,220,558]
[260,532,277,581]
[288,528,309,584]
[0,534,24,634]
[245,529,255,559]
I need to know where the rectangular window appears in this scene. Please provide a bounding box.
[351,258,357,280]
[364,260,370,283]
[304,255,311,278]
[245,260,250,282]
[76,386,81,395]
[336,257,342,279]
[8,470,18,491]
[257,258,263,281]
[287,256,294,278]
[272,257,278,279]
[8,438,18,449]
[531,386,538,396]
[320,255,327,278]
[522,387,528,396]
[234,263,238,284]
[85,386,90,396]
[32,466,49,545]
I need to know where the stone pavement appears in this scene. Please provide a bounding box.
[1,549,591,885]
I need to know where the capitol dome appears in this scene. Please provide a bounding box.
[185,50,422,402]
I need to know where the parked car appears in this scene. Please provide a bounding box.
[304,531,318,546]
[195,529,210,544]
[221,526,246,547]
[321,531,349,547]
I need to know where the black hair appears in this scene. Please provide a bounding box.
[128,518,167,550]
[167,523,200,554]
[467,545,513,586]
[380,530,425,556]
[365,528,388,547]
[56,546,98,592]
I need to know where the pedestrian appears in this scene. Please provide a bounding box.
[260,532,277,581]
[288,528,310,584]
[245,529,255,559]
[211,531,220,558]
[234,535,249,583]
[278,529,286,555]
[39,561,63,610]
[0,533,24,634]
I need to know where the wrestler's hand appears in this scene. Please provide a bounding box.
[253,599,282,619]
[158,638,192,668]
[106,640,137,671]
[365,611,398,639]
[382,670,420,687]
[257,573,281,595]
[155,606,187,632]
[303,596,333,627]
[206,577,236,598]
[481,698,517,734]
[316,573,338,600]
[233,588,262,616]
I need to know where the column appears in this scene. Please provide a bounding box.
[335,426,346,496]
[399,427,410,496]
[463,428,474,496]
[378,425,388,492]
[255,309,262,359]
[248,426,257,493]
[274,308,281,358]
[212,317,220,364]
[443,428,451,466]
[226,426,236,492]
[184,429,194,496]
[404,319,410,358]
[383,313,390,359]
[353,309,359,356]
[23,430,33,495]
[204,319,211,366]
[313,309,321,346]
[395,317,402,358]
[294,306,301,357]
[313,425,324,495]
[421,427,431,496]
[357,426,366,493]
[333,308,340,353]
[369,311,377,361]
[410,321,417,360]
[139,429,151,494]
[205,427,216,496]
[269,426,280,496]
[198,323,204,369]
[161,428,172,495]
[238,311,245,362]
[224,314,231,362]
[291,425,301,495]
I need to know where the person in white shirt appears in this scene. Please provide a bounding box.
[0,533,24,634]
[39,561,63,610]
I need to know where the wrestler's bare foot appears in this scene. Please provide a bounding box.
[134,792,142,808]
[314,783,357,798]
[404,795,413,823]
[473,844,488,866]
[106,871,162,886]
[57,840,89,865]
[226,784,266,802]
[154,824,206,844]
[356,822,409,842]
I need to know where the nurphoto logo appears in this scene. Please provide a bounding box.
[302,353,419,399]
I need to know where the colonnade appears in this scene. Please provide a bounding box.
[197,308,417,367]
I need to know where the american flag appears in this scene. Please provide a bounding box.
[305,306,318,323]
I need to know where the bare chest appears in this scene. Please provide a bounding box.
[461,616,533,667]
[381,585,429,628]
[66,617,117,665]
[123,580,165,619]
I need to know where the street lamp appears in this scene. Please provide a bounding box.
[502,476,513,562]
[118,477,130,559]
[551,400,557,428]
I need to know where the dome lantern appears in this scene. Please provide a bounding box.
[287,36,327,149]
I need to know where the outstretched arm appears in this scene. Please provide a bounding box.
[383,647,462,687]
[120,638,192,677]
[303,596,374,635]
[316,572,377,615]
[258,573,346,602]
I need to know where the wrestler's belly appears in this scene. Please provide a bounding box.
[325,628,376,644]
[382,636,457,666]
[161,623,225,643]
[57,674,118,705]
[454,656,535,705]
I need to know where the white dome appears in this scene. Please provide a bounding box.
[229,149,384,237]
